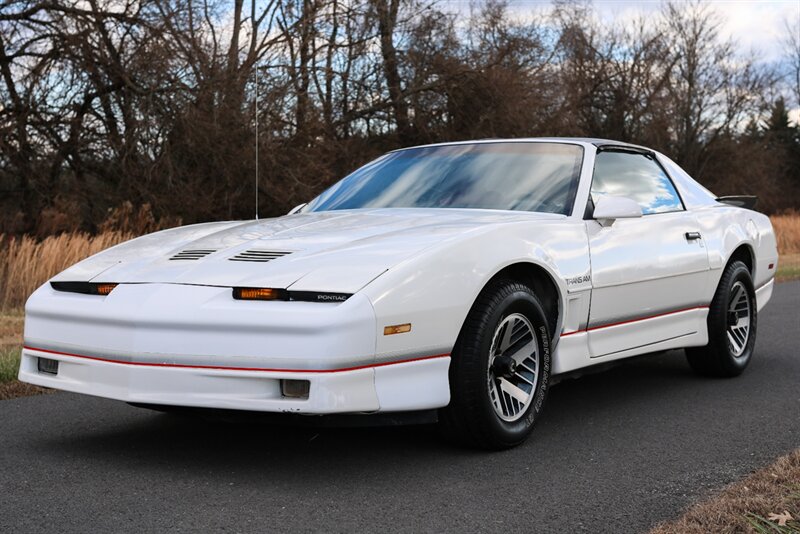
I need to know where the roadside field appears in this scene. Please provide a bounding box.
[772,213,800,254]
[0,231,133,310]
[773,213,800,282]
[0,346,20,383]
[777,253,800,282]
[651,449,800,533]
[0,310,46,399]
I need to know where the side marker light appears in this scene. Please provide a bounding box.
[384,323,412,335]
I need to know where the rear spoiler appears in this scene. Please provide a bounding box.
[716,196,758,210]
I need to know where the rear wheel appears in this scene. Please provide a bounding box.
[439,278,551,450]
[686,260,757,377]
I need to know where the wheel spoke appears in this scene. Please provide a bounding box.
[489,379,503,414]
[506,336,536,364]
[495,378,510,416]
[735,327,748,346]
[729,285,744,312]
[726,281,751,358]
[728,331,741,353]
[499,377,529,405]
[487,313,540,422]
[500,317,516,351]
[515,370,535,386]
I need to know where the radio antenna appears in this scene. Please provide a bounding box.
[254,63,259,220]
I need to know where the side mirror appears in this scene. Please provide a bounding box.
[288,203,307,215]
[592,196,642,223]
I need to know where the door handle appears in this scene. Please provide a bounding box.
[685,231,702,241]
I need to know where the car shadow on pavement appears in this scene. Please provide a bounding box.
[33,349,707,479]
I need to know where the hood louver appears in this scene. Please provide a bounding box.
[169,249,217,261]
[229,250,292,263]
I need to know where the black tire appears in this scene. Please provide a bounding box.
[686,260,757,377]
[439,278,552,450]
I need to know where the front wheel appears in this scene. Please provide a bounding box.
[686,260,757,377]
[439,279,552,450]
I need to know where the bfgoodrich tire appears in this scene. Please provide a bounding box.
[439,278,551,450]
[686,260,757,377]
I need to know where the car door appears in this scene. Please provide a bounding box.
[586,149,710,358]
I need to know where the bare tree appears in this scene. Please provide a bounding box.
[0,0,796,235]
[785,19,800,109]
[662,0,773,180]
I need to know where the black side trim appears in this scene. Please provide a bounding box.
[50,282,112,295]
[289,291,352,303]
[232,287,352,303]
[717,196,758,210]
[595,144,654,157]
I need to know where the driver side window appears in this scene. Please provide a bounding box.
[591,151,684,215]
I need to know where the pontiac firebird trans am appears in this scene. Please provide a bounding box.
[19,138,778,449]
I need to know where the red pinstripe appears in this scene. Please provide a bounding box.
[22,345,450,374]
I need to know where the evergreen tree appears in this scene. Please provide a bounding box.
[763,98,800,190]
[764,97,795,144]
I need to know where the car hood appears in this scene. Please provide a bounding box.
[52,208,563,293]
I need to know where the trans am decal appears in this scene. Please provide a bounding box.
[565,275,591,286]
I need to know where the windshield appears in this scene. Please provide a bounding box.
[304,142,584,215]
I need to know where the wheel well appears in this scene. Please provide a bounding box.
[727,244,754,274]
[486,263,560,338]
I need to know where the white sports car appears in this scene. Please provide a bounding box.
[19,138,778,449]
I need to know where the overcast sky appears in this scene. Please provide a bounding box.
[591,0,799,64]
[437,0,800,121]
[440,0,799,64]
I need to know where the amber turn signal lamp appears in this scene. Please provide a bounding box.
[232,287,287,301]
[50,281,118,295]
[94,283,117,296]
[383,323,412,335]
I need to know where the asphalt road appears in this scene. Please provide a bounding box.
[1,282,798,533]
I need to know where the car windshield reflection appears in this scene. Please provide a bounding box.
[306,142,584,215]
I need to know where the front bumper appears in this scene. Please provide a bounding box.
[20,283,451,414]
[19,346,450,413]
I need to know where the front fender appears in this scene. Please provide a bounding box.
[361,219,589,362]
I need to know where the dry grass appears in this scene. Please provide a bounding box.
[651,449,800,533]
[0,231,133,310]
[772,213,800,255]
[0,381,50,400]
[772,212,800,282]
[0,309,24,381]
[0,309,23,347]
[0,346,21,383]
[769,213,800,281]
[0,310,50,398]
[0,232,132,398]
[777,254,800,282]
[0,310,48,398]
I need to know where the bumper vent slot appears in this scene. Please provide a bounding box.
[38,357,59,375]
[169,249,217,261]
[229,250,292,263]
